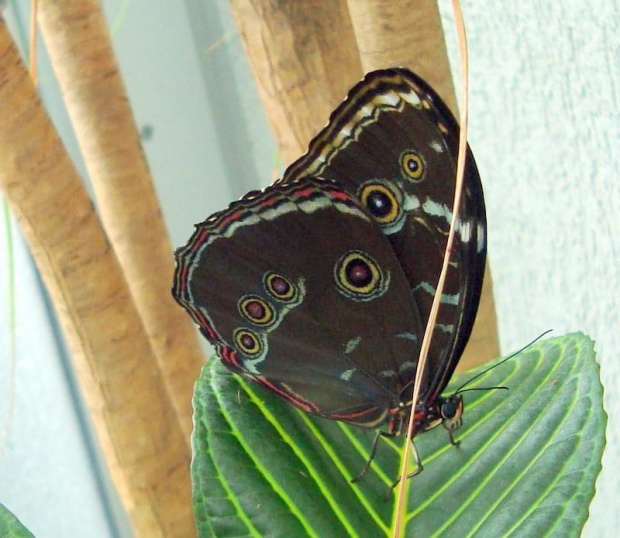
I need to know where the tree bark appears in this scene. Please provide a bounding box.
[229,0,363,163]
[0,18,194,538]
[347,0,457,112]
[37,0,204,441]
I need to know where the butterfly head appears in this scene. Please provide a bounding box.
[438,394,464,433]
[391,388,464,439]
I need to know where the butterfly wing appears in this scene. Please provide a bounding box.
[280,68,487,405]
[173,178,424,427]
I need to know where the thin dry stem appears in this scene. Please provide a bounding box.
[393,1,470,535]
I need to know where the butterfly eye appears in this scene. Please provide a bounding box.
[334,250,389,301]
[238,296,275,326]
[441,400,457,419]
[359,182,402,225]
[264,272,298,303]
[233,328,263,356]
[400,150,425,181]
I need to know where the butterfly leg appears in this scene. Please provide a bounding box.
[444,416,462,447]
[448,428,461,447]
[351,430,394,483]
[386,438,424,496]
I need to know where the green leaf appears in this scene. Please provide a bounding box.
[191,333,606,537]
[0,504,35,538]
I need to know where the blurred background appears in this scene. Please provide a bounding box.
[1,0,618,536]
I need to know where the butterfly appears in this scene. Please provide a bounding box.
[172,67,486,477]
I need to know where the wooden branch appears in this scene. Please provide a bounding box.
[461,270,499,372]
[229,0,363,163]
[0,19,194,538]
[37,0,204,441]
[347,0,457,112]
[347,0,499,369]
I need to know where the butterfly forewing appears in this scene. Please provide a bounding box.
[280,68,486,407]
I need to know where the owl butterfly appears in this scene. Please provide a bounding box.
[172,68,486,479]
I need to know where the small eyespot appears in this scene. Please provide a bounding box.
[334,250,389,301]
[400,150,425,181]
[264,272,297,303]
[238,296,274,326]
[359,182,403,226]
[233,328,262,356]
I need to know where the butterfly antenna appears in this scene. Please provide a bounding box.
[453,329,553,395]
[457,386,508,394]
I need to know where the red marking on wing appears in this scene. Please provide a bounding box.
[219,345,241,369]
[255,377,317,414]
[329,406,381,421]
[176,264,189,291]
[328,190,352,202]
[188,229,209,254]
[290,186,316,199]
[259,196,281,208]
[193,309,220,342]
[219,209,245,229]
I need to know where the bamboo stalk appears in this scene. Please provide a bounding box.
[0,18,194,537]
[36,0,204,441]
[347,0,499,369]
[229,0,363,163]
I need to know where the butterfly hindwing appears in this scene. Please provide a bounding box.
[173,178,424,427]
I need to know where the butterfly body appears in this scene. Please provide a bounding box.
[173,68,486,443]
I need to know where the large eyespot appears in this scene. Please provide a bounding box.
[233,328,263,357]
[400,150,425,181]
[264,272,298,303]
[238,295,275,327]
[334,250,389,301]
[359,181,403,225]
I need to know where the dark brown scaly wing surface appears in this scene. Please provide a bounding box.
[173,177,424,427]
[280,68,487,406]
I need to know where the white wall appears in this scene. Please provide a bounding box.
[1,0,617,535]
[456,4,620,535]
